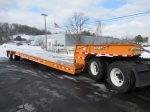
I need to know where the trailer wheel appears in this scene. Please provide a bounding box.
[88,57,106,80]
[107,61,135,93]
[7,52,12,59]
[12,54,16,60]
[12,53,20,60]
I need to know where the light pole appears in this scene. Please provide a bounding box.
[41,14,48,50]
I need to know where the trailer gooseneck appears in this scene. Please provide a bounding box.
[7,44,150,93]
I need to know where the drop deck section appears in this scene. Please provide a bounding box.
[6,48,83,74]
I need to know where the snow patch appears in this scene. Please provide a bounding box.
[0,44,7,57]
[86,94,100,101]
[43,75,48,78]
[7,68,40,77]
[2,43,74,65]
[55,75,64,79]
[93,91,108,98]
[140,47,150,58]
[91,83,108,92]
[17,103,35,112]
[75,87,82,90]
[76,76,95,83]
[39,86,65,99]
[63,75,77,82]
[47,73,52,76]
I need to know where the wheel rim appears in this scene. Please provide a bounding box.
[8,53,11,58]
[90,61,99,75]
[12,54,15,59]
[110,68,124,87]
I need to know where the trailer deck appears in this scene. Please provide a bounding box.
[6,47,84,74]
[16,49,74,65]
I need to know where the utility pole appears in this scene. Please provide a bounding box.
[41,14,48,50]
[93,21,102,43]
[96,21,102,37]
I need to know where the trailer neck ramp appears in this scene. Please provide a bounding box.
[74,44,143,65]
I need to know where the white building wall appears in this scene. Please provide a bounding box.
[47,34,65,46]
[30,35,46,42]
[30,34,66,49]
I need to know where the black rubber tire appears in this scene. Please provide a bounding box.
[17,56,20,60]
[7,52,12,59]
[12,54,17,60]
[88,57,107,80]
[107,61,135,93]
[12,53,20,60]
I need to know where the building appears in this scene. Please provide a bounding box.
[30,34,113,50]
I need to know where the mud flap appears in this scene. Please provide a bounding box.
[126,61,150,87]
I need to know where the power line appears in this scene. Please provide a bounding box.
[85,10,150,25]
[100,10,150,22]
[41,10,150,30]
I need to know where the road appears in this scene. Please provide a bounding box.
[0,57,150,112]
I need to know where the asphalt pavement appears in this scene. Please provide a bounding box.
[0,58,150,112]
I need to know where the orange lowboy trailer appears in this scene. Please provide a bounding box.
[6,44,150,93]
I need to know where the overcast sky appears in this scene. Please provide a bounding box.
[0,0,150,38]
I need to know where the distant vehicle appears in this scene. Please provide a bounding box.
[143,45,148,47]
[16,43,23,46]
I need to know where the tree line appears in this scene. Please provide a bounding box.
[0,22,51,41]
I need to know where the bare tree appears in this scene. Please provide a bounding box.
[0,22,11,41]
[0,22,3,40]
[36,37,44,46]
[65,12,89,44]
[122,32,134,44]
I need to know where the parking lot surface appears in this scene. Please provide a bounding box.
[0,58,150,112]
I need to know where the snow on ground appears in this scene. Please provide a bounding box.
[0,44,43,58]
[62,53,74,57]
[0,44,8,57]
[141,47,150,58]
